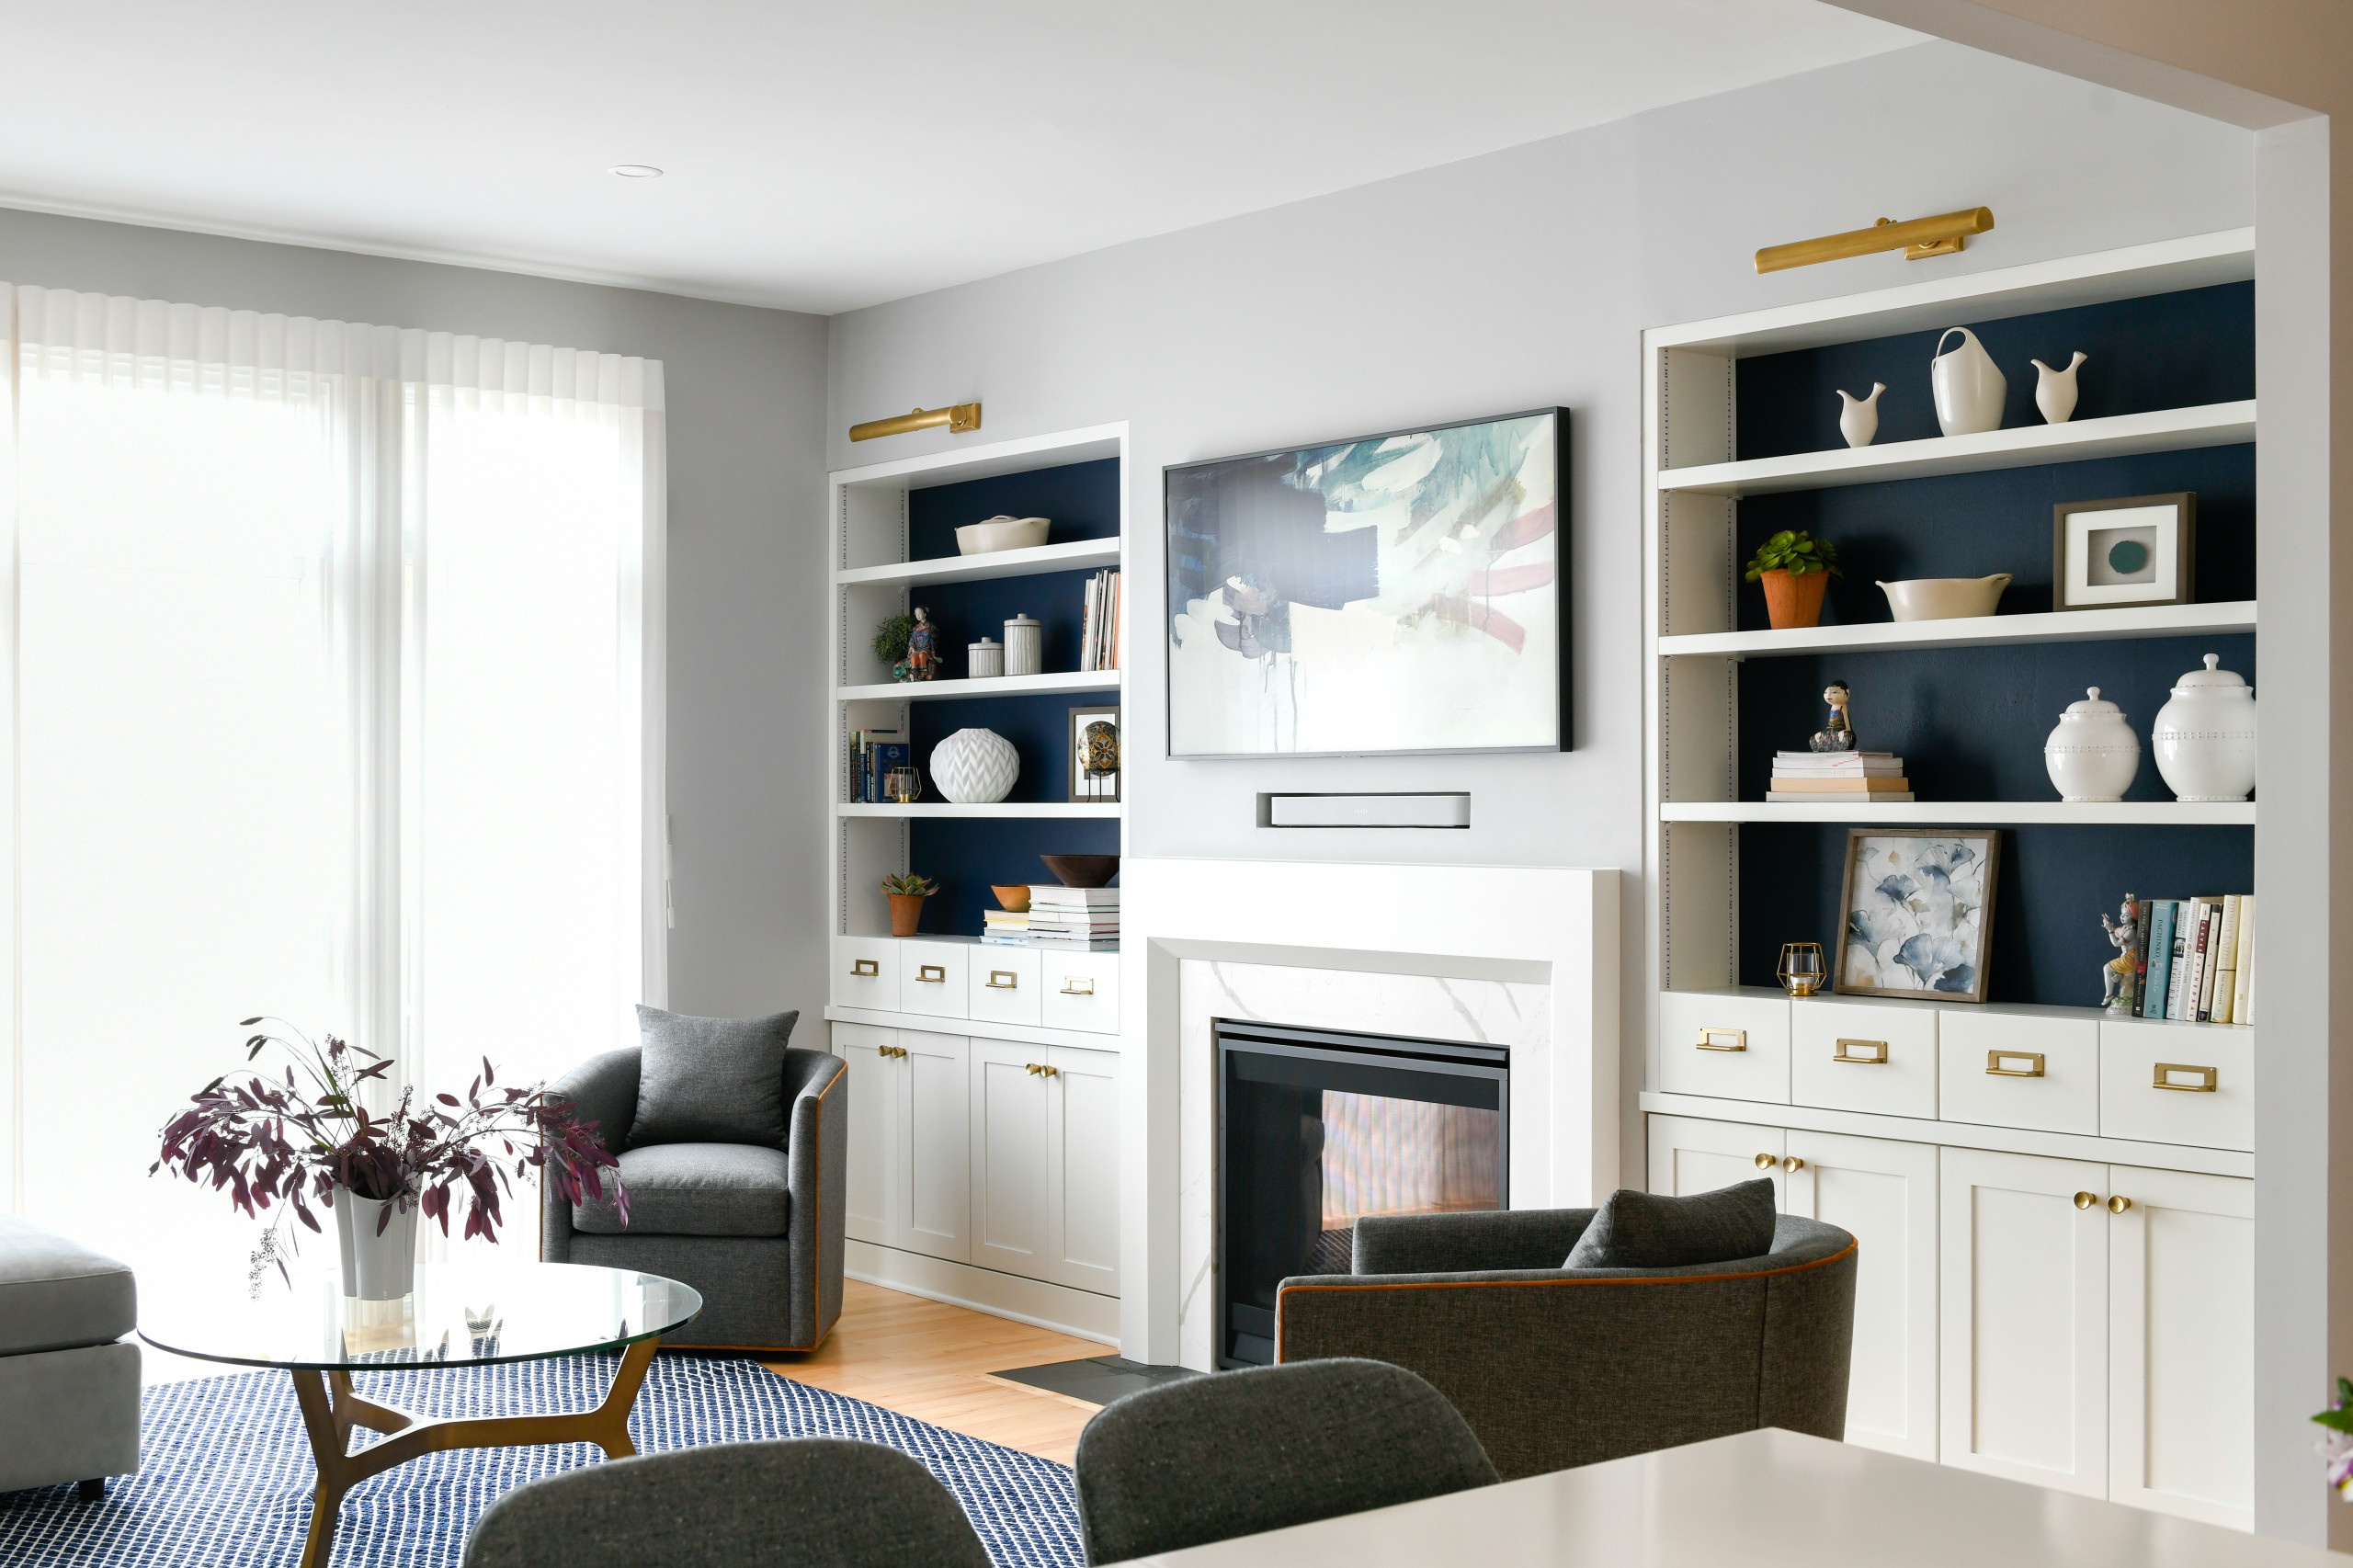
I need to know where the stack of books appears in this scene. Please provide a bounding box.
[981,907,1029,947]
[1027,884,1118,949]
[1767,750,1913,803]
[1079,569,1121,673]
[2132,894,2255,1024]
[850,729,907,803]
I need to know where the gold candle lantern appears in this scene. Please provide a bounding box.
[1778,942,1826,998]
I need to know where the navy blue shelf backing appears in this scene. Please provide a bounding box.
[907,816,1121,942]
[907,457,1120,560]
[1736,281,2253,460]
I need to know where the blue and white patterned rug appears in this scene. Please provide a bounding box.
[0,1356,1083,1567]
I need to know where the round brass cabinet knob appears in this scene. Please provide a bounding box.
[2109,1195,2133,1213]
[1755,1153,1778,1169]
[1782,1156,1806,1173]
[2074,1192,2096,1210]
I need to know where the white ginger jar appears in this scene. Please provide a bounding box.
[2044,687,2140,801]
[2151,653,2256,802]
[930,727,1019,803]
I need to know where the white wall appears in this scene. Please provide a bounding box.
[0,205,832,1025]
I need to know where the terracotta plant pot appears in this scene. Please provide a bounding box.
[887,892,928,937]
[1759,568,1829,631]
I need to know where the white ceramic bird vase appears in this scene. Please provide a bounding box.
[1836,382,1885,449]
[2032,350,2087,424]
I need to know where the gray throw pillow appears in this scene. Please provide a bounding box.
[1563,1179,1778,1269]
[625,1006,800,1151]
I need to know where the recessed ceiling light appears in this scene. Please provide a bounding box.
[608,165,663,179]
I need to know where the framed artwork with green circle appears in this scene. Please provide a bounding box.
[2053,492,2195,611]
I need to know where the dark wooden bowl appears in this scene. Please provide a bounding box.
[1040,854,1120,889]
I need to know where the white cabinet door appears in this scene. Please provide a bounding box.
[1046,1044,1120,1295]
[1783,1130,1938,1461]
[1938,1146,2109,1496]
[831,1022,898,1248]
[969,1037,1051,1278]
[897,1030,971,1263]
[1645,1114,1785,1206]
[2107,1165,2254,1530]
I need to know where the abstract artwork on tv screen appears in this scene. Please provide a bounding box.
[1164,408,1565,757]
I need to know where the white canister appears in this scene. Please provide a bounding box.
[967,637,1004,680]
[2043,687,2141,801]
[1004,612,1042,676]
[2151,653,2257,802]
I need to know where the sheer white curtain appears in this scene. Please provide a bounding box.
[0,286,665,1303]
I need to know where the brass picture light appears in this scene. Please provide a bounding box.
[848,403,983,442]
[1755,208,1995,274]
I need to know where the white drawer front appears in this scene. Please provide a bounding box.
[2100,1019,2253,1151]
[835,936,899,1012]
[1938,1011,2099,1135]
[1656,991,1790,1104]
[970,948,1044,1028]
[1791,1000,1937,1119]
[898,940,971,1019]
[1040,951,1120,1036]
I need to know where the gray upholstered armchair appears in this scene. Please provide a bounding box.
[540,1040,847,1353]
[1275,1209,1856,1480]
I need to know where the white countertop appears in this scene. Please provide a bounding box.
[1132,1429,2345,1568]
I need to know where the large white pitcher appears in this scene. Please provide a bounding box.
[1930,327,2006,437]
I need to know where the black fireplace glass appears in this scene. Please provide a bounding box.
[1216,1020,1507,1367]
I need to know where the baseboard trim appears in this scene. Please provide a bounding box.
[845,1240,1120,1345]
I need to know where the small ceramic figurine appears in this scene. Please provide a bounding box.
[1809,681,1858,753]
[906,606,938,681]
[1930,326,2006,437]
[1836,383,1885,449]
[2033,350,2087,424]
[2101,892,2142,1012]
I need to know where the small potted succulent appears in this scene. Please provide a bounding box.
[882,871,938,937]
[1745,529,1843,630]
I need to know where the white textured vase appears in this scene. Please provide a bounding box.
[335,1192,419,1301]
[2043,687,2140,801]
[2151,653,2257,802]
[929,727,1019,803]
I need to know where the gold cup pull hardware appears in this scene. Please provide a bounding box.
[1782,1156,1805,1174]
[1754,1153,1778,1170]
[2074,1191,2097,1210]
[1985,1051,2045,1078]
[1696,1028,1747,1053]
[915,965,947,983]
[2109,1195,2133,1214]
[2154,1062,2218,1093]
[1833,1039,1889,1065]
[1024,1062,1060,1078]
[850,959,880,978]
[1061,977,1096,995]
[986,971,1019,990]
[879,1045,907,1059]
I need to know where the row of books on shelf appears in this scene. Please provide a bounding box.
[849,729,908,803]
[983,884,1118,950]
[1078,569,1121,673]
[2129,893,2254,1025]
[1767,751,1913,803]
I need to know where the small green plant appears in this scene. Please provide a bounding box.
[1744,529,1843,583]
[873,613,916,664]
[881,872,938,897]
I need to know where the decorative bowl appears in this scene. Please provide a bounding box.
[991,884,1033,913]
[1876,574,2012,622]
[1040,853,1120,888]
[956,516,1050,555]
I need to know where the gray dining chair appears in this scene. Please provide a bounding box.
[460,1437,990,1568]
[1073,1357,1498,1564]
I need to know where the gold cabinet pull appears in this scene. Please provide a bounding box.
[2109,1195,2132,1213]
[850,958,880,977]
[1754,1152,1778,1170]
[1024,1062,1060,1078]
[1985,1050,2045,1077]
[879,1045,907,1059]
[1061,976,1096,995]
[985,971,1019,990]
[1833,1038,1888,1065]
[2154,1062,2218,1093]
[1696,1028,1747,1052]
[915,964,947,983]
[1782,1155,1805,1173]
[2074,1191,2097,1210]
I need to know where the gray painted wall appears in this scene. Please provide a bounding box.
[0,206,831,1025]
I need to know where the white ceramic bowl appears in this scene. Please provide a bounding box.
[1876,574,2012,622]
[955,516,1050,555]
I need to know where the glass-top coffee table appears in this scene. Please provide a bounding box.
[141,1260,701,1568]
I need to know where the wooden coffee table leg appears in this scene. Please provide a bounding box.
[290,1369,352,1568]
[580,1336,658,1458]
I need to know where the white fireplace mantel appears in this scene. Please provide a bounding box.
[1117,856,1621,1365]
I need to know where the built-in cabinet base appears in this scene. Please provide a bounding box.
[844,1238,1120,1344]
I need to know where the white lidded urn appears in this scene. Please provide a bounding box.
[2152,653,2257,801]
[2043,687,2140,801]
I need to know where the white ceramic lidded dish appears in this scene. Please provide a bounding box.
[2044,687,2140,801]
[1876,574,2012,622]
[955,516,1050,555]
[2151,653,2256,801]
[1003,612,1042,676]
[967,636,1004,679]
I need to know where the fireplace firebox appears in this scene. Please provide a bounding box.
[1214,1019,1507,1367]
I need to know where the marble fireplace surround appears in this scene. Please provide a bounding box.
[1118,857,1621,1368]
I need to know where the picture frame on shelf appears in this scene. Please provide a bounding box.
[2052,492,2195,611]
[1834,827,2002,1005]
[1070,705,1120,803]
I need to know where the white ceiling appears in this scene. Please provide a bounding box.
[0,2,1921,315]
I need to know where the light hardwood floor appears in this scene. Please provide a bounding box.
[761,1279,1106,1464]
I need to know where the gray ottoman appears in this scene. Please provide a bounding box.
[0,1214,140,1498]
